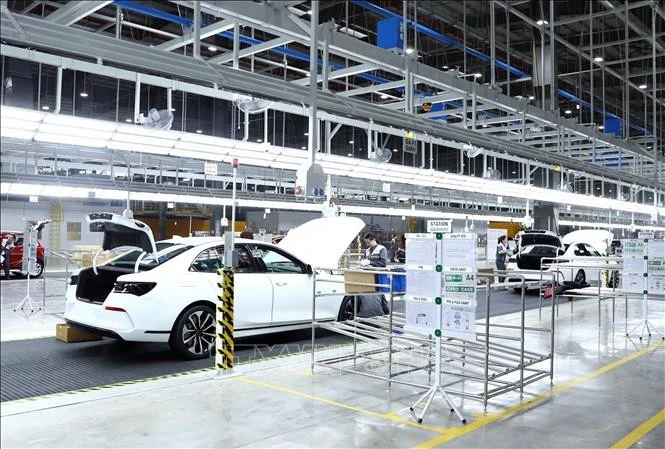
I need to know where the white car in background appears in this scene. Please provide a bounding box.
[65,213,367,359]
[507,240,615,291]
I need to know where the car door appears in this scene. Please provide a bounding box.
[191,245,272,328]
[252,244,314,324]
[575,243,602,284]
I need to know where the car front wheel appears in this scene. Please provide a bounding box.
[170,305,216,359]
[574,270,586,285]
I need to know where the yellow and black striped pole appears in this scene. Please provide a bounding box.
[216,268,235,370]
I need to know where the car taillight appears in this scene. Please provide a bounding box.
[69,274,79,285]
[113,282,156,296]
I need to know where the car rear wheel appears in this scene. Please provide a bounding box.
[169,305,216,359]
[30,260,44,278]
[337,296,358,321]
[16,260,44,278]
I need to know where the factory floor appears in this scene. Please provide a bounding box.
[1,276,664,448]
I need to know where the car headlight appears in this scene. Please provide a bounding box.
[113,282,157,296]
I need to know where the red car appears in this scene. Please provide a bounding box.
[1,231,46,278]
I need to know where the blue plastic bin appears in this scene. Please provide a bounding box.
[377,269,406,293]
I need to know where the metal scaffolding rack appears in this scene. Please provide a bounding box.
[311,270,556,413]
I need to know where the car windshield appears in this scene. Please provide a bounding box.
[105,242,192,270]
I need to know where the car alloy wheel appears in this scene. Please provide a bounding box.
[31,260,44,278]
[171,305,216,359]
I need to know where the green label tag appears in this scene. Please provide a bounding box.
[445,286,475,292]
[445,274,463,282]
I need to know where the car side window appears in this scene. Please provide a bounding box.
[190,247,223,273]
[235,246,261,273]
[253,246,306,274]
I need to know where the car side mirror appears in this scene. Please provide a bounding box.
[305,264,313,275]
[557,248,565,256]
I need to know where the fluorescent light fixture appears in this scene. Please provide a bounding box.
[348,140,354,144]
[593,56,604,62]
[347,153,353,157]
[598,125,604,130]
[473,73,482,78]
[536,19,549,25]
[576,104,580,109]
[380,94,389,99]
[79,92,88,98]
[41,106,50,111]
[303,132,309,136]
[125,118,133,123]
[196,129,202,134]
[2,105,660,219]
[559,220,664,232]
[208,46,217,52]
[638,84,648,89]
[528,95,535,100]
[301,146,306,149]
[405,48,415,55]
[564,109,572,114]
[442,65,449,69]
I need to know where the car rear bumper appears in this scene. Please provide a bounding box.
[64,291,170,343]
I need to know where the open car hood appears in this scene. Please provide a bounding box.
[87,213,157,255]
[562,230,613,254]
[278,216,365,269]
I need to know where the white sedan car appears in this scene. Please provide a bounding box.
[506,241,614,291]
[65,213,367,359]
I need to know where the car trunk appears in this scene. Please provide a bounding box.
[75,266,133,304]
[516,246,559,270]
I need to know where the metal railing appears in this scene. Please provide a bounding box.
[310,269,555,413]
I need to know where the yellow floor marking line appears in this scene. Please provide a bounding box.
[236,377,447,433]
[609,408,665,449]
[412,341,665,449]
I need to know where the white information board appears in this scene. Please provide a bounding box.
[404,233,443,334]
[405,233,442,269]
[622,239,647,293]
[441,233,477,342]
[647,239,664,295]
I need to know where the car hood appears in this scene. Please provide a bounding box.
[87,212,157,255]
[278,216,365,268]
[562,230,612,254]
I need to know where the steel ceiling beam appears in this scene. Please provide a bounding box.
[291,63,377,86]
[554,1,653,26]
[0,11,661,189]
[208,36,293,64]
[46,0,112,26]
[155,18,235,51]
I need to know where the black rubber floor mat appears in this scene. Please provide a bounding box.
[0,329,350,402]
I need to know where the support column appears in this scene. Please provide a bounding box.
[158,202,167,240]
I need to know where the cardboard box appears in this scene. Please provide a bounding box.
[343,271,377,294]
[55,323,103,343]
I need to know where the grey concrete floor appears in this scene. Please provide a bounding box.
[1,278,664,448]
